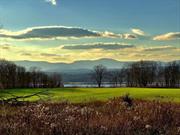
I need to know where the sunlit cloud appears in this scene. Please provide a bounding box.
[100,31,122,38]
[132,28,145,36]
[40,53,69,57]
[122,34,137,39]
[21,52,33,56]
[153,32,180,41]
[45,0,57,6]
[1,42,179,63]
[0,43,11,50]
[143,46,177,52]
[101,31,136,39]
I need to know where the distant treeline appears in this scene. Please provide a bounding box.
[126,61,179,88]
[0,59,63,89]
[0,59,180,89]
[92,61,180,88]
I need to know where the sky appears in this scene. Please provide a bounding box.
[0,0,180,63]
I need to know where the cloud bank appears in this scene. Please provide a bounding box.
[1,42,179,63]
[153,32,180,41]
[0,26,137,41]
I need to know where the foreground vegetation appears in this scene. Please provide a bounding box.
[0,98,179,135]
[1,88,180,103]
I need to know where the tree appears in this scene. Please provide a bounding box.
[0,59,17,88]
[110,69,126,87]
[125,61,157,87]
[49,73,63,88]
[0,59,64,89]
[8,63,17,88]
[110,71,119,87]
[92,65,107,88]
[16,66,26,88]
[164,62,180,88]
[29,67,41,88]
[155,63,165,87]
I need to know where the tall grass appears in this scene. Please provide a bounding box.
[0,98,179,135]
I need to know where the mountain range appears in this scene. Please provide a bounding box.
[14,59,179,82]
[14,58,131,73]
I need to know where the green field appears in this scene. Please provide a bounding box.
[1,88,180,103]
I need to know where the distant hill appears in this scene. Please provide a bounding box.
[14,58,132,73]
[14,59,179,82]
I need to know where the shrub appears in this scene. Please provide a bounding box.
[122,93,133,107]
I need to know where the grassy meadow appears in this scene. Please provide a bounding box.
[1,87,180,103]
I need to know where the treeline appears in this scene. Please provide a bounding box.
[92,61,180,88]
[0,59,179,89]
[0,59,63,89]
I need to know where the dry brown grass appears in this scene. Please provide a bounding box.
[0,98,180,135]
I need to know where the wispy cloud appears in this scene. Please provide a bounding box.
[45,0,57,6]
[0,26,137,41]
[143,46,177,52]
[62,43,135,50]
[40,53,68,57]
[153,32,180,41]
[1,43,179,62]
[21,52,33,56]
[99,31,136,39]
[0,43,11,50]
[132,28,145,36]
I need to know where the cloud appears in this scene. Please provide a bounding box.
[62,43,135,50]
[153,32,180,41]
[100,31,136,39]
[0,43,11,50]
[40,53,68,57]
[143,46,177,52]
[132,28,145,36]
[100,31,122,38]
[21,52,33,56]
[0,26,99,40]
[0,26,137,41]
[1,42,179,62]
[0,46,10,50]
[46,0,57,5]
[122,34,137,39]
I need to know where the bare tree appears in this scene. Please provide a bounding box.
[110,69,126,87]
[29,67,41,88]
[0,59,64,89]
[15,66,25,88]
[49,73,63,88]
[156,63,165,87]
[110,71,119,87]
[164,62,180,88]
[92,65,107,88]
[125,61,157,87]
[0,59,16,88]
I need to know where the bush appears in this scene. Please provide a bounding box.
[122,93,133,107]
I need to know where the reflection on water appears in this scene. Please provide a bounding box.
[64,82,125,88]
